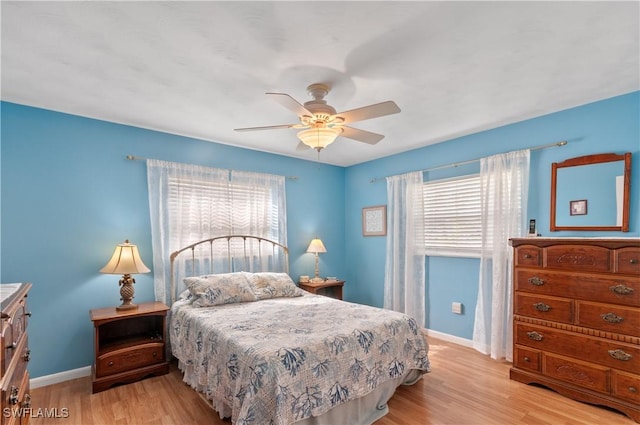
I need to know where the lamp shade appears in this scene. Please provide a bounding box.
[100,240,150,275]
[297,127,342,151]
[306,238,327,254]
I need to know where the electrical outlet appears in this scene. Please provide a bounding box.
[452,302,463,314]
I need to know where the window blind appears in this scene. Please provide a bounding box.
[423,174,484,257]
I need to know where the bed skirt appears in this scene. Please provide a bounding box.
[178,360,423,425]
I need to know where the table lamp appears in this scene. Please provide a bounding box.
[100,240,150,311]
[306,238,327,283]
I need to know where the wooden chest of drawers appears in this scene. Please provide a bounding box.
[510,238,639,423]
[1,283,32,425]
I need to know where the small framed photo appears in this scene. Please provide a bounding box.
[570,199,587,216]
[362,205,387,236]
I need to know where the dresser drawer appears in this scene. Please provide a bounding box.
[612,370,640,404]
[544,245,611,273]
[515,293,572,323]
[616,247,640,275]
[543,352,610,394]
[515,246,540,267]
[513,345,541,372]
[96,342,164,377]
[514,322,640,374]
[1,296,28,376]
[1,336,29,413]
[514,269,639,307]
[576,301,640,337]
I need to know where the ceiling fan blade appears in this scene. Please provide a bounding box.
[266,92,314,117]
[234,124,297,132]
[335,101,400,124]
[339,126,385,145]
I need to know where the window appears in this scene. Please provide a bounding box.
[147,160,288,303]
[422,174,483,257]
[167,176,279,245]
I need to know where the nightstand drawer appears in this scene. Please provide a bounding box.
[96,342,164,377]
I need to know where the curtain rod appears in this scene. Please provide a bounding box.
[125,155,298,181]
[369,140,567,183]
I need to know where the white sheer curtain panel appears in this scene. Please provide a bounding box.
[472,149,530,361]
[147,159,287,304]
[384,171,426,326]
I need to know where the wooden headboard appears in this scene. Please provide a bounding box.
[169,235,289,303]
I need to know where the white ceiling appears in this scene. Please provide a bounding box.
[2,1,638,166]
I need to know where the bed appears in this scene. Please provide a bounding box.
[168,235,430,425]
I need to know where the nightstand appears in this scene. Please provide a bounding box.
[90,301,169,393]
[298,279,345,300]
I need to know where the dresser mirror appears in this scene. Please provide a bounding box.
[550,152,631,231]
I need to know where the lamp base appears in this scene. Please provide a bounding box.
[311,277,324,283]
[117,274,138,311]
[116,303,138,311]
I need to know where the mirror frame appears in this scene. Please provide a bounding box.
[550,152,631,232]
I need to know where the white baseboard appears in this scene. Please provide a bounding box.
[30,366,91,389]
[424,328,474,348]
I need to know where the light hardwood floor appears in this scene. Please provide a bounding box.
[28,337,634,425]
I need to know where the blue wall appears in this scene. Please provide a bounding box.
[1,91,638,379]
[344,91,639,339]
[0,102,345,378]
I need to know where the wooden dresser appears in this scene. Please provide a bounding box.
[1,283,32,425]
[510,238,639,423]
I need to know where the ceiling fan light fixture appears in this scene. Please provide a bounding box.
[297,127,342,151]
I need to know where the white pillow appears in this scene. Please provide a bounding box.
[245,272,304,300]
[184,272,257,307]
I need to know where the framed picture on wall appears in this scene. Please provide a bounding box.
[362,205,387,236]
[570,199,588,216]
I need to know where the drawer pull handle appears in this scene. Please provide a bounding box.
[610,284,634,295]
[629,387,638,393]
[601,313,624,324]
[523,356,530,362]
[533,302,551,312]
[6,341,17,350]
[630,258,638,264]
[9,386,19,405]
[23,349,31,362]
[108,361,114,366]
[523,254,532,259]
[153,352,157,357]
[23,394,31,409]
[528,277,544,286]
[608,349,632,361]
[25,311,32,317]
[527,331,543,341]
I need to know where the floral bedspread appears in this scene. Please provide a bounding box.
[170,293,430,425]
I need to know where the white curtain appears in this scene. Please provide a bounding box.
[473,149,530,361]
[384,171,426,326]
[147,159,287,304]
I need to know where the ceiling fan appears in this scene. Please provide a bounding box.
[234,83,401,152]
